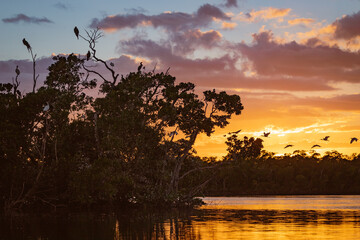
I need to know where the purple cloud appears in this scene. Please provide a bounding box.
[170,29,223,55]
[118,36,336,92]
[0,57,54,91]
[90,4,230,32]
[224,0,238,8]
[333,11,360,40]
[236,31,360,83]
[2,13,53,24]
[0,55,141,93]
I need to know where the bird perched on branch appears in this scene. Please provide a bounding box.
[15,66,20,76]
[350,137,358,144]
[284,144,293,149]
[321,136,330,141]
[86,51,91,61]
[22,38,31,52]
[311,144,321,149]
[74,26,79,39]
[138,62,143,72]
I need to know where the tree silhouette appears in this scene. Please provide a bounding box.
[1,29,244,212]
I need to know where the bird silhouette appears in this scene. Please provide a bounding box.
[15,66,20,76]
[350,137,358,144]
[311,144,321,149]
[86,51,91,61]
[321,136,330,141]
[227,129,242,135]
[110,62,114,67]
[284,144,293,149]
[263,132,270,137]
[22,38,31,52]
[138,62,143,72]
[74,26,79,39]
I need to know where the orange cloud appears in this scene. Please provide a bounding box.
[221,21,237,29]
[294,12,360,52]
[236,7,291,22]
[288,18,315,25]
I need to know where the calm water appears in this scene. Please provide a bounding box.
[1,196,360,239]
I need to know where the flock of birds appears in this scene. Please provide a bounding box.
[223,129,358,150]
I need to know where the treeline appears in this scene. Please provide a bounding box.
[0,29,243,213]
[198,135,360,196]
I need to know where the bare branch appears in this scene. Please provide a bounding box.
[82,64,110,84]
[78,28,119,86]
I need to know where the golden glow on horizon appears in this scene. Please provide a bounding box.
[194,118,360,159]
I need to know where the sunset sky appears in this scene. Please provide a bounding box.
[1,0,360,158]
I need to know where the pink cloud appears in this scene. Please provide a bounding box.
[236,31,360,83]
[300,93,360,111]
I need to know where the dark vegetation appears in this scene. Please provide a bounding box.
[1,28,360,214]
[202,136,360,196]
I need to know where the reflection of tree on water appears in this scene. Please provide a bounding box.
[114,209,198,239]
[1,208,360,239]
[111,208,360,240]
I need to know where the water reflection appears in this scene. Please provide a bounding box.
[1,196,360,240]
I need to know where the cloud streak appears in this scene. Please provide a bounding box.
[2,13,53,24]
[288,18,315,26]
[236,7,291,22]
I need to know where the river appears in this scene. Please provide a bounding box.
[1,196,360,239]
